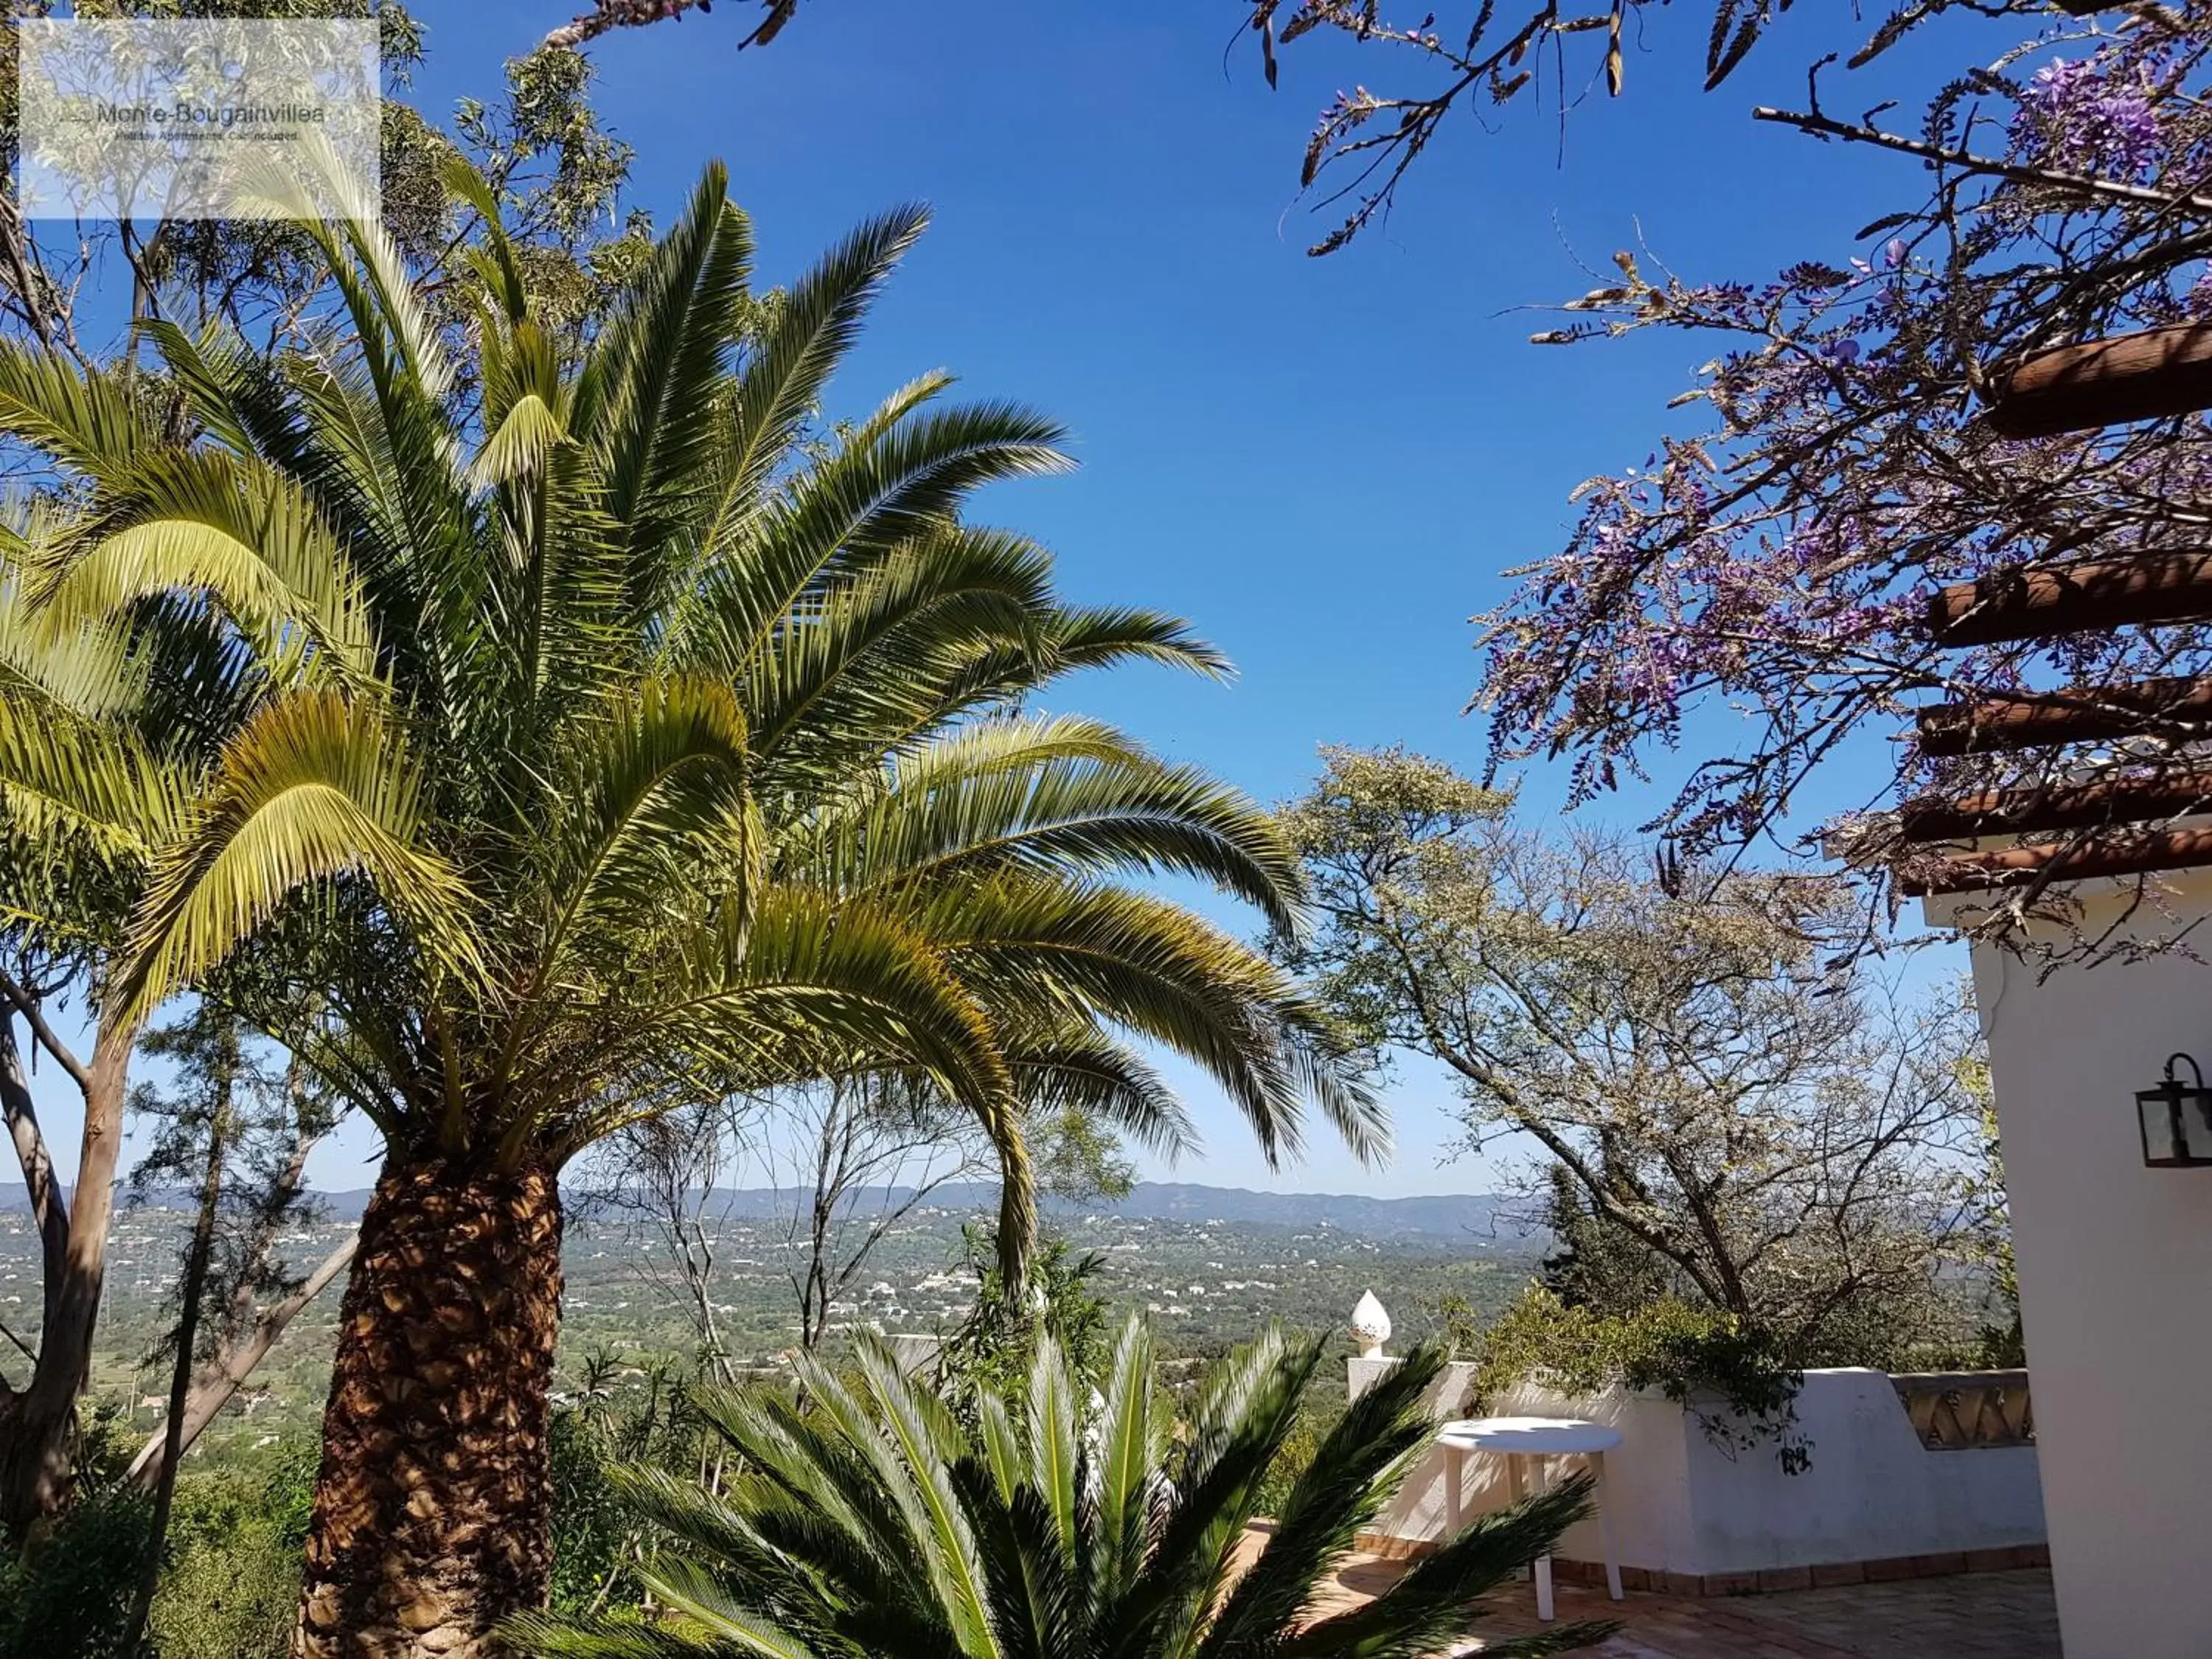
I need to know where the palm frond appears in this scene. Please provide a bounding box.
[1197,1345,1450,1656]
[703,204,933,558]
[1279,1475,1609,1659]
[0,341,156,484]
[114,688,478,1025]
[38,448,378,684]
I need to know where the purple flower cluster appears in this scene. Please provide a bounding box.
[2012,56,2163,180]
[1473,18,2212,897]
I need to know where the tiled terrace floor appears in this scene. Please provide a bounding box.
[1315,1554,2062,1658]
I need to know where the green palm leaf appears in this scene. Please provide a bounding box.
[114,687,478,1025]
[518,1321,1602,1659]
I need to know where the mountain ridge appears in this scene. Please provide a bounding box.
[2,1178,1531,1240]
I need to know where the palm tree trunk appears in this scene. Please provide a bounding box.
[291,1156,563,1659]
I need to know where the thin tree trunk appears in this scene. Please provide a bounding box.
[0,1015,134,1541]
[291,1157,563,1659]
[0,1018,67,1334]
[128,1234,357,1490]
[125,1076,232,1651]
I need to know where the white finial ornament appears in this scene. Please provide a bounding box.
[1350,1290,1392,1359]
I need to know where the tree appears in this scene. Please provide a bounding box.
[119,1006,245,1654]
[933,1222,1112,1413]
[0,528,190,1542]
[513,1318,1607,1659]
[122,1005,343,1494]
[586,1098,762,1382]
[0,153,1379,1654]
[0,5,658,1536]
[1536,1162,1672,1317]
[1276,746,1988,1365]
[1464,7,2212,961]
[771,1076,997,1354]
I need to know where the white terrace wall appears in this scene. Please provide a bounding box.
[1364,1370,2042,1579]
[1344,1357,1478,1548]
[1931,870,2212,1659]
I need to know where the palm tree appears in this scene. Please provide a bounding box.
[0,153,1381,1655]
[514,1319,1611,1659]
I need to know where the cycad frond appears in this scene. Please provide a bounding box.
[521,1318,1600,1659]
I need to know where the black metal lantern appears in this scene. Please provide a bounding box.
[2136,1054,2212,1167]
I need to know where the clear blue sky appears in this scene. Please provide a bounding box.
[33,1,2010,1197]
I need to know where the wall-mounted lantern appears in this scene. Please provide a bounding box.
[2137,1053,2212,1167]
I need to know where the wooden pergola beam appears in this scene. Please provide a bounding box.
[1899,768,2212,843]
[1984,324,2212,439]
[1928,552,2212,647]
[1917,675,2212,756]
[1902,827,2212,897]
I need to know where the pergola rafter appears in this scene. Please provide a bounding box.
[1899,317,2212,891]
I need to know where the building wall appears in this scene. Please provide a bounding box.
[1671,1371,2039,1575]
[1370,1372,2040,1578]
[1936,874,2212,1659]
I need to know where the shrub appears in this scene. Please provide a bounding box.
[0,1488,149,1659]
[1450,1284,1809,1472]
[147,1444,319,1659]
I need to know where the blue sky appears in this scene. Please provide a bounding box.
[32,1,2016,1197]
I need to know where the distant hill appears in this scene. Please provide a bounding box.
[4,1178,1535,1242]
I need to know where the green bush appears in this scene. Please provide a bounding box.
[0,1488,149,1659]
[148,1444,318,1659]
[1449,1284,1809,1472]
[1251,1385,1347,1520]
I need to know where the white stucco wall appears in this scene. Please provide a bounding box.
[1931,872,2212,1659]
[1343,1357,1478,1542]
[1368,1371,2041,1578]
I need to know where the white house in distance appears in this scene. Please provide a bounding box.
[1927,870,2212,1659]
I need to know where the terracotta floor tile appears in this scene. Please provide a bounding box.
[1282,1534,2061,1659]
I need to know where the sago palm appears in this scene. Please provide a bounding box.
[515,1319,1609,1659]
[0,153,1380,1658]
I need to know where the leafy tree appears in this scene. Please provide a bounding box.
[1535,1162,1672,1317]
[115,1002,341,1646]
[547,1349,712,1621]
[0,153,1377,1652]
[1276,746,1987,1366]
[0,542,180,1540]
[123,1007,343,1484]
[514,1318,1607,1659]
[1447,1284,1809,1471]
[1464,7,2212,961]
[148,1449,320,1659]
[933,1225,1111,1413]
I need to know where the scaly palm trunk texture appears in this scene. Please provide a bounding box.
[292,1158,563,1659]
